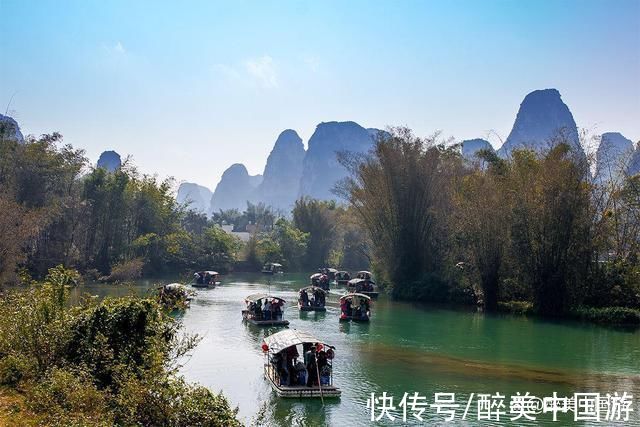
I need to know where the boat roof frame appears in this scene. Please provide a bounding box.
[245,293,286,303]
[339,292,372,301]
[299,285,327,294]
[263,329,334,354]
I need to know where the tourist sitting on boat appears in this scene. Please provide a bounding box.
[243,294,289,326]
[299,289,309,306]
[262,262,284,275]
[347,277,379,298]
[298,286,327,311]
[192,270,219,287]
[339,293,371,322]
[335,271,351,284]
[264,299,272,320]
[273,299,284,320]
[356,270,373,281]
[319,267,338,281]
[262,329,341,397]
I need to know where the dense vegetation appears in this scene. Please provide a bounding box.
[0,133,241,284]
[338,127,640,322]
[0,266,241,426]
[1,127,638,325]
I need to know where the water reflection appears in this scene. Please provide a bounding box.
[69,272,640,426]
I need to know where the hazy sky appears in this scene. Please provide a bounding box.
[2,0,639,190]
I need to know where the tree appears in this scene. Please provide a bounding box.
[337,127,462,299]
[506,143,593,315]
[454,149,509,310]
[293,198,338,268]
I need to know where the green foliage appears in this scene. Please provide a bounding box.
[338,127,461,293]
[0,266,241,426]
[339,128,640,320]
[0,134,241,281]
[497,301,534,315]
[293,198,338,268]
[570,306,640,325]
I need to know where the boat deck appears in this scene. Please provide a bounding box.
[265,367,341,398]
[242,310,289,326]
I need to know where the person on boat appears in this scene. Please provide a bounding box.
[255,299,263,320]
[285,345,298,384]
[359,299,367,319]
[300,289,309,307]
[305,346,318,387]
[345,299,352,317]
[317,349,329,385]
[274,300,283,320]
[263,299,272,320]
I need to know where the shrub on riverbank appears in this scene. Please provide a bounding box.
[0,266,241,426]
[570,306,640,325]
[497,301,534,315]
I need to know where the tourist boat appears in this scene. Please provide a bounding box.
[157,283,195,308]
[262,262,284,275]
[242,293,290,326]
[319,267,338,281]
[191,270,220,288]
[347,278,379,299]
[339,293,372,322]
[262,329,341,398]
[356,270,373,281]
[310,272,330,290]
[298,286,327,312]
[335,270,351,285]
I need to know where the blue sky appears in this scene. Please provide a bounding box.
[1,0,639,188]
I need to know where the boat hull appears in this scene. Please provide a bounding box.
[299,305,326,312]
[265,365,340,398]
[339,316,370,322]
[242,310,289,326]
[191,281,220,288]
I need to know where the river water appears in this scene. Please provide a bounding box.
[74,273,640,426]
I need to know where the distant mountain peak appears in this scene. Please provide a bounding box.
[0,114,24,142]
[498,88,581,158]
[595,132,634,183]
[96,150,122,172]
[300,121,375,200]
[253,129,305,211]
[461,138,494,161]
[209,163,262,212]
[177,182,212,213]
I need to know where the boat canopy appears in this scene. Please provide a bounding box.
[340,292,371,301]
[265,263,282,267]
[337,270,349,275]
[357,270,372,276]
[164,283,188,291]
[299,285,327,294]
[245,293,286,303]
[310,273,323,279]
[325,268,338,273]
[263,329,334,354]
[197,270,218,275]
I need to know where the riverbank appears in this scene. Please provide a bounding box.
[0,267,242,426]
[498,300,640,326]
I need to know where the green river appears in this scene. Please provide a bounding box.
[73,273,640,426]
